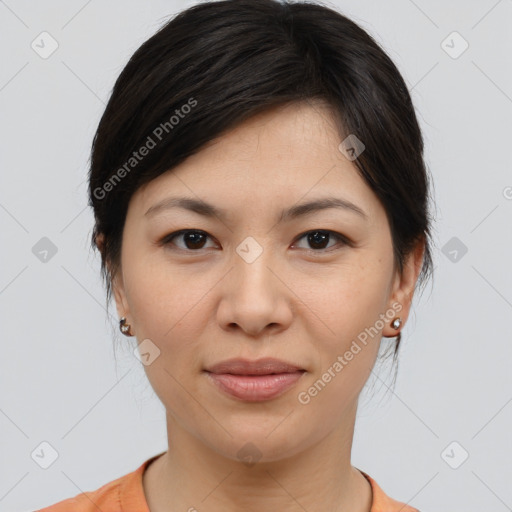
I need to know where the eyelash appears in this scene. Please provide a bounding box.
[159,229,351,254]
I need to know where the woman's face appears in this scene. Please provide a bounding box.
[110,101,422,463]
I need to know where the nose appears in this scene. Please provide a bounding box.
[216,248,293,338]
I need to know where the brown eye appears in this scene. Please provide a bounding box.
[293,230,348,251]
[161,229,349,253]
[162,230,216,251]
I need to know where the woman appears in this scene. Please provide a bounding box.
[38,0,433,510]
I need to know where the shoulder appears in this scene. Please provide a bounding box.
[35,473,124,512]
[359,470,421,512]
[35,453,162,512]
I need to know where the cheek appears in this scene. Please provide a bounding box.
[295,266,390,413]
[311,256,393,340]
[124,253,206,339]
[123,261,213,410]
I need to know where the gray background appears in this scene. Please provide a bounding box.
[1,0,511,511]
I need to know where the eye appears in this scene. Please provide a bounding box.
[292,230,349,252]
[161,230,217,251]
[160,229,350,253]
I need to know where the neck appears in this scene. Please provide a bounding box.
[143,402,372,512]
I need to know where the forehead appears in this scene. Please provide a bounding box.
[132,101,382,224]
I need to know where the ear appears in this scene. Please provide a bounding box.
[95,232,132,325]
[382,237,425,338]
[111,266,131,324]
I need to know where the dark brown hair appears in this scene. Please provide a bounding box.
[88,0,434,368]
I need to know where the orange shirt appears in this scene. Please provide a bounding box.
[36,452,419,512]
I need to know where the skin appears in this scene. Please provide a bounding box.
[98,100,424,512]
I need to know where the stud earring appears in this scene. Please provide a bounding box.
[391,317,402,330]
[119,317,133,336]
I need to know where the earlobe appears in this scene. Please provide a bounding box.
[112,273,136,337]
[99,244,133,336]
[382,238,425,338]
[97,232,136,336]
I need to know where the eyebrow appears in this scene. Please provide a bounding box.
[144,196,369,223]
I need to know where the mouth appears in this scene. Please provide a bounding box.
[205,357,305,375]
[203,358,306,402]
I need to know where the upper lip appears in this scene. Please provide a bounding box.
[205,357,305,375]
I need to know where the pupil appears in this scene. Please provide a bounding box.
[185,232,205,249]
[308,231,328,249]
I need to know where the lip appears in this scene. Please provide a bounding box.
[204,358,306,402]
[205,357,304,375]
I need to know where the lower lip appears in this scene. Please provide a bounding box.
[205,371,305,402]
